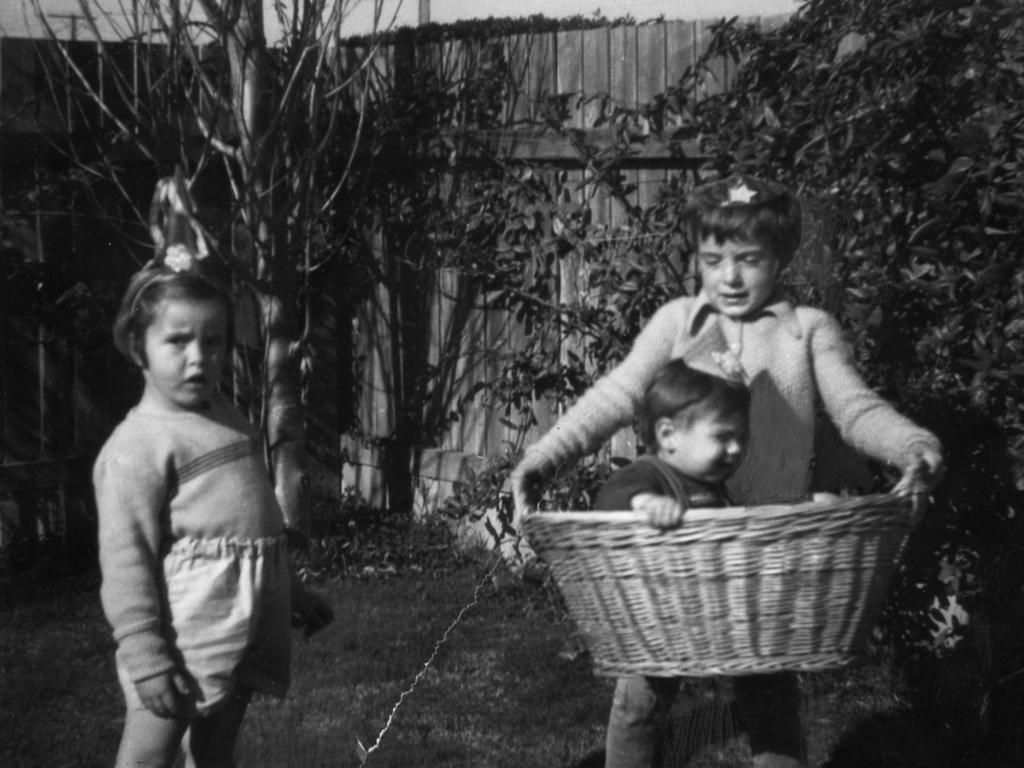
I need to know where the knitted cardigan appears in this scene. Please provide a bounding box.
[520,292,941,506]
[93,398,286,683]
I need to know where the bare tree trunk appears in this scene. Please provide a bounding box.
[218,0,310,532]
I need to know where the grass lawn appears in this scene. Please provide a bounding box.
[0,553,996,768]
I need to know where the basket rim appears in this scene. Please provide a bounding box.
[522,491,913,526]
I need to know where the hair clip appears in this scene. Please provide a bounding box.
[162,243,197,273]
[691,174,789,210]
[724,181,758,206]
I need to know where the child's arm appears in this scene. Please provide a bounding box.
[511,300,684,518]
[891,442,945,495]
[94,450,180,688]
[808,310,945,492]
[631,493,684,530]
[133,670,195,719]
[593,460,684,529]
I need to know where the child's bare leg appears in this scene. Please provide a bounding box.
[605,676,679,768]
[114,708,189,768]
[183,686,252,768]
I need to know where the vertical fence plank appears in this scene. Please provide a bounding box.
[581,26,609,128]
[451,273,483,457]
[527,30,557,120]
[664,17,699,213]
[609,24,638,108]
[3,40,63,133]
[635,22,668,215]
[553,28,586,433]
[65,40,99,132]
[342,44,366,113]
[697,18,729,99]
[606,22,670,465]
[481,306,512,461]
[454,286,487,457]
[102,40,135,129]
[366,37,395,104]
[635,22,667,105]
[608,24,638,228]
[417,34,441,95]
[665,20,697,105]
[443,36,462,124]
[506,32,532,125]
[582,26,612,227]
[556,28,584,129]
[429,269,448,444]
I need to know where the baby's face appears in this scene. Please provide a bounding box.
[696,236,780,318]
[658,410,747,484]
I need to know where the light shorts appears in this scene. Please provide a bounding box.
[117,534,292,716]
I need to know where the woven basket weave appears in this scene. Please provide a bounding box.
[522,493,917,677]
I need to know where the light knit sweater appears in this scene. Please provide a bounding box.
[93,397,287,684]
[520,292,941,505]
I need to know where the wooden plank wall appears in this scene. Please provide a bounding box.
[342,16,791,509]
[0,16,792,513]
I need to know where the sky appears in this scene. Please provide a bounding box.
[2,0,801,41]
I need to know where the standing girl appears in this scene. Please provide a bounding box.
[94,247,332,768]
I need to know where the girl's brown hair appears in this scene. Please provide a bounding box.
[638,359,750,453]
[683,175,802,265]
[112,268,234,367]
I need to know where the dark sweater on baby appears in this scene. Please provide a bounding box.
[593,454,730,512]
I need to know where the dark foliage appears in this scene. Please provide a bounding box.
[673,0,1024,752]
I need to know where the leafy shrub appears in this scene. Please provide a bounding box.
[296,486,475,580]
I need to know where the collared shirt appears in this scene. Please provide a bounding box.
[687,290,803,341]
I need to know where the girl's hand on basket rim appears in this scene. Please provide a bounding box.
[893,443,945,496]
[632,493,684,530]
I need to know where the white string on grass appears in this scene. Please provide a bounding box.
[356,551,508,765]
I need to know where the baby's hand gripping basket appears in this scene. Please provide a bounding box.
[521,494,919,677]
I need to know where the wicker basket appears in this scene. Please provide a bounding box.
[522,493,918,677]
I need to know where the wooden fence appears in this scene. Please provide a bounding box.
[0,13,793,521]
[335,15,792,510]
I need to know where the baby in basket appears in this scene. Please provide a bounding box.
[594,358,797,768]
[513,174,946,768]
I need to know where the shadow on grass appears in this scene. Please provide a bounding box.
[822,709,1024,768]
[822,710,962,768]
